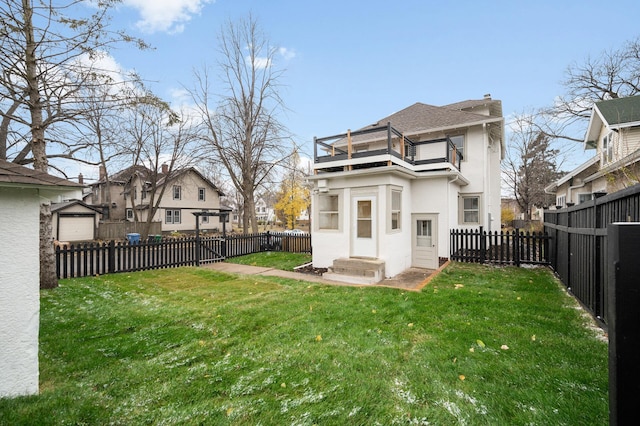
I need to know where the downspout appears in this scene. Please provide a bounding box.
[483,123,492,232]
[568,181,586,205]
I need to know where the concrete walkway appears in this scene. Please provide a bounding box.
[203,261,450,291]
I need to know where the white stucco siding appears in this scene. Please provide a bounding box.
[0,187,40,397]
[411,177,452,261]
[312,187,350,268]
[377,178,412,276]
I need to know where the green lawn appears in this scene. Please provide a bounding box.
[0,262,608,425]
[225,251,311,271]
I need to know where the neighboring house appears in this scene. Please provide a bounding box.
[89,165,149,220]
[0,159,82,397]
[52,200,102,242]
[255,197,277,223]
[309,95,504,283]
[546,95,640,207]
[121,164,226,233]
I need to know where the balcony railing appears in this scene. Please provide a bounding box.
[313,122,463,173]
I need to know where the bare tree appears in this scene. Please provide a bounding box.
[120,99,198,238]
[503,114,563,220]
[526,38,640,145]
[190,15,291,234]
[0,0,147,288]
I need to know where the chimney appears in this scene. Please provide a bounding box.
[483,93,491,100]
[162,163,168,174]
[99,166,106,181]
[78,173,84,185]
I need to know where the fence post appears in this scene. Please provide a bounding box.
[108,240,115,274]
[514,228,520,267]
[607,223,640,426]
[479,226,486,264]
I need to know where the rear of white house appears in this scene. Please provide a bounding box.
[309,96,504,282]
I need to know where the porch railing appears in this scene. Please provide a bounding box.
[313,122,463,171]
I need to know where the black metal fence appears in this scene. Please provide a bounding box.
[56,231,311,279]
[450,227,550,266]
[543,183,640,325]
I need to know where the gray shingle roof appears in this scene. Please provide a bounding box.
[360,101,501,136]
[596,95,640,126]
[0,159,83,188]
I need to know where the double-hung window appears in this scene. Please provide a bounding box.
[165,209,181,224]
[449,134,465,163]
[318,194,339,230]
[391,189,401,231]
[459,194,480,224]
[173,185,181,200]
[602,132,614,164]
[198,187,205,201]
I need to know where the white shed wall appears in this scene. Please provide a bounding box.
[0,187,40,397]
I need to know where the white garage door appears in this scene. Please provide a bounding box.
[58,216,95,242]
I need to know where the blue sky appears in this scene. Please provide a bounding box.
[93,0,640,175]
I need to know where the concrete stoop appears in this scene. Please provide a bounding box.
[322,257,386,285]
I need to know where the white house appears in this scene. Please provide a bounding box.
[89,164,226,234]
[545,95,640,206]
[0,159,82,398]
[308,95,504,283]
[124,166,226,233]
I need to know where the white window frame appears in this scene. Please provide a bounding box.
[449,134,465,162]
[556,195,566,208]
[165,209,181,224]
[173,185,181,200]
[317,192,340,231]
[388,187,402,232]
[126,208,133,220]
[459,194,481,225]
[578,193,593,204]
[198,187,205,201]
[602,132,614,164]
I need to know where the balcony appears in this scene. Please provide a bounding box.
[313,122,463,174]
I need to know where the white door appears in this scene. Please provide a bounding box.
[412,214,438,269]
[351,196,377,258]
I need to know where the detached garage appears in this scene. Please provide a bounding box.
[52,200,101,242]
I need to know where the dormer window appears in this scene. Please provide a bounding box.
[602,132,614,164]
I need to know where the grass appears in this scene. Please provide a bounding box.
[0,262,608,425]
[225,251,312,271]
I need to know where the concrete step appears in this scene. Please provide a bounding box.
[322,257,385,285]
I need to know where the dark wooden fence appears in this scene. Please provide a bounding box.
[56,231,311,279]
[544,183,640,325]
[450,227,550,266]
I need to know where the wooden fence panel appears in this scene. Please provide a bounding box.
[56,232,311,279]
[543,182,640,325]
[450,227,549,266]
[96,221,162,240]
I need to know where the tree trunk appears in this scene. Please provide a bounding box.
[23,0,57,288]
[39,203,57,289]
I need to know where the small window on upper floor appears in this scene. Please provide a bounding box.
[602,132,614,164]
[173,185,181,200]
[449,135,465,163]
[198,187,205,201]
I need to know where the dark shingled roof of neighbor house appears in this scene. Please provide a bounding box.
[596,95,640,126]
[0,159,82,188]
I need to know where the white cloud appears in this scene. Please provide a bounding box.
[123,0,214,34]
[279,47,296,60]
